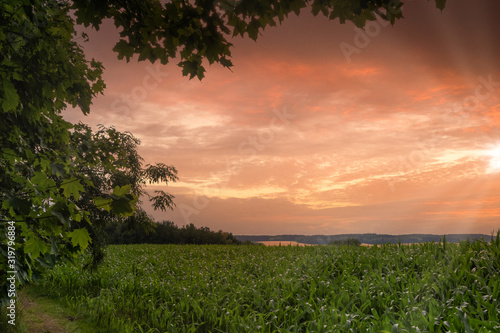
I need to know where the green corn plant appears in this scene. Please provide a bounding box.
[29,235,499,332]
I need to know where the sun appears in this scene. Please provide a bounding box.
[486,145,500,173]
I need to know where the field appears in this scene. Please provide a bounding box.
[257,241,312,246]
[35,238,500,332]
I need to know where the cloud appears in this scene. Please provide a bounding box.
[64,0,500,235]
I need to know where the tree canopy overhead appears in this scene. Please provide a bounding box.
[72,0,446,80]
[1,0,110,296]
[0,0,177,301]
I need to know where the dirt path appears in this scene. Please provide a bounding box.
[18,289,94,333]
[19,290,71,333]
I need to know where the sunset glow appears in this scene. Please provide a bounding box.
[64,0,500,235]
[486,145,500,173]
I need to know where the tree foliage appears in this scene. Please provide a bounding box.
[329,238,361,247]
[0,0,150,301]
[0,0,115,301]
[70,123,178,269]
[104,219,241,245]
[72,0,446,80]
[71,123,178,215]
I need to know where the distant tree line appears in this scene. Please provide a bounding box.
[102,210,241,245]
[329,238,361,246]
[236,233,493,245]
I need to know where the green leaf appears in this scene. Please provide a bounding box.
[113,39,135,62]
[2,80,19,111]
[196,65,206,80]
[50,238,59,256]
[179,60,200,80]
[12,71,22,81]
[138,45,153,62]
[7,196,32,215]
[290,0,306,15]
[69,228,91,251]
[435,0,446,10]
[25,237,49,260]
[51,163,66,177]
[61,178,85,200]
[50,204,71,226]
[31,172,56,190]
[247,20,259,41]
[112,184,132,197]
[219,57,233,68]
[110,195,137,216]
[93,196,112,211]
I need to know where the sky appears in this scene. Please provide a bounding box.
[63,0,500,235]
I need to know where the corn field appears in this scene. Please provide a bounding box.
[36,235,500,332]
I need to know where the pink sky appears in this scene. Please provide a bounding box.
[64,0,500,235]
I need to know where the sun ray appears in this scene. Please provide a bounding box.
[485,144,500,174]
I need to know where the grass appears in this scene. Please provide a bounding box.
[1,286,111,333]
[29,234,500,332]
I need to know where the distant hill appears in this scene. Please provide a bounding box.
[235,233,493,245]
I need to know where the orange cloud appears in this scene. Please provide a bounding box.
[63,0,500,235]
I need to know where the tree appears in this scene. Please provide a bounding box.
[72,0,446,80]
[103,209,158,245]
[70,123,178,216]
[0,0,134,302]
[329,238,361,246]
[70,123,178,268]
[104,219,242,245]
